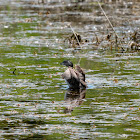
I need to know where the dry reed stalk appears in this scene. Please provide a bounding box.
[69,24,82,49]
[97,0,119,38]
[69,24,83,65]
[97,0,124,50]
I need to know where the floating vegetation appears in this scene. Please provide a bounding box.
[65,33,82,48]
[129,31,140,50]
[130,31,140,44]
[64,24,139,52]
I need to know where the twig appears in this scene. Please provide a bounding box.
[68,24,83,65]
[97,0,118,38]
[97,0,124,51]
[77,57,81,65]
[69,24,82,49]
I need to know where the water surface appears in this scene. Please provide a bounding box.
[0,0,140,139]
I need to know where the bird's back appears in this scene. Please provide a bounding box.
[75,65,87,88]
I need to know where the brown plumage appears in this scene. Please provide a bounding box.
[60,60,87,89]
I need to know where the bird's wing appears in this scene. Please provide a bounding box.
[75,65,87,88]
[75,65,85,74]
[75,65,85,81]
[62,67,79,81]
[79,79,87,88]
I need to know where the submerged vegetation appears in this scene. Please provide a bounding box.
[0,0,140,139]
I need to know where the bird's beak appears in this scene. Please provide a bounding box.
[60,62,65,66]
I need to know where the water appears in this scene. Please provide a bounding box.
[0,0,140,139]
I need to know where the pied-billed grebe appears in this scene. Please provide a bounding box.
[60,60,87,89]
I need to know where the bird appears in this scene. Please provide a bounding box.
[60,60,87,89]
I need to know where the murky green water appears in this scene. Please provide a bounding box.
[0,0,140,139]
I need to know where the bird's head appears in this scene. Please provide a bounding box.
[60,60,73,68]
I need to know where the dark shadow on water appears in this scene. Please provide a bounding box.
[64,88,86,113]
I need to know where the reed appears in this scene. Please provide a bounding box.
[97,0,124,51]
[97,1,118,38]
[68,24,83,65]
[69,24,82,49]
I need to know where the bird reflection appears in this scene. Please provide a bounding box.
[64,88,86,113]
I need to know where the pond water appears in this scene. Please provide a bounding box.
[0,0,140,139]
